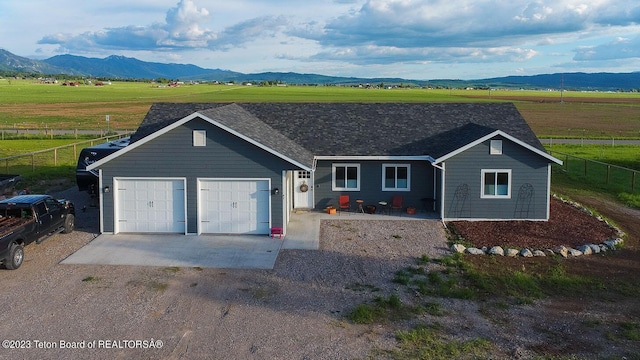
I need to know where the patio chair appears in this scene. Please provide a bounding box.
[390,195,404,215]
[338,195,351,215]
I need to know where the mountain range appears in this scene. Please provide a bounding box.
[1,48,639,91]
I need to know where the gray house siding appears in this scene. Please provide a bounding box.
[98,117,301,233]
[313,160,435,213]
[443,136,550,220]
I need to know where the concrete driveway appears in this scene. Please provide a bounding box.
[62,234,283,269]
[61,210,435,269]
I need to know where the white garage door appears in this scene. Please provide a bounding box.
[116,179,186,233]
[199,179,270,234]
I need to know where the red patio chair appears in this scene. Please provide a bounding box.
[338,195,351,215]
[390,195,404,215]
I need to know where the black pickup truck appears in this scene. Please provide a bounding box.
[0,195,75,270]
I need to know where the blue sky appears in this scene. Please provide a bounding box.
[1,0,639,80]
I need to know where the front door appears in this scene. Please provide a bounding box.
[293,170,313,209]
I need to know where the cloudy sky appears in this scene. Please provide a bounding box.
[1,0,639,80]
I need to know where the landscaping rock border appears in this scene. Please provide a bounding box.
[450,238,624,258]
[449,194,626,259]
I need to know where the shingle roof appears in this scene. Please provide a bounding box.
[198,104,315,168]
[131,102,544,164]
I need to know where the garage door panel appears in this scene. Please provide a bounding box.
[199,179,270,234]
[116,179,185,234]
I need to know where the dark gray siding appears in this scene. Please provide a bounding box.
[98,117,301,233]
[313,160,435,213]
[443,136,550,220]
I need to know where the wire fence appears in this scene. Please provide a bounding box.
[548,150,639,194]
[0,133,132,175]
[0,128,130,139]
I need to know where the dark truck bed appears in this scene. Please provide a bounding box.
[0,214,35,234]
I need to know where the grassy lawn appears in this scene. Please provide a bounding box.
[0,138,91,157]
[546,144,640,207]
[546,144,640,170]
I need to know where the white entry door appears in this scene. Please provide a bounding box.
[116,178,186,233]
[293,170,313,209]
[199,179,270,234]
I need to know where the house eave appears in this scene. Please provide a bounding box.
[314,155,435,162]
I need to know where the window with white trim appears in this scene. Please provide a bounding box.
[382,164,411,191]
[490,140,503,155]
[193,130,206,147]
[481,169,511,198]
[332,164,360,191]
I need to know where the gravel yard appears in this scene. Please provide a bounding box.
[1,188,638,359]
[0,188,450,359]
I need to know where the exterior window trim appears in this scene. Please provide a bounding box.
[193,130,206,147]
[481,169,512,199]
[332,163,361,191]
[382,163,411,191]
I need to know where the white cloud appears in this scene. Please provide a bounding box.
[2,0,636,78]
[37,0,286,52]
[573,36,640,60]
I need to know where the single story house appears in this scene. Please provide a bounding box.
[87,102,562,235]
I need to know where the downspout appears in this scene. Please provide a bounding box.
[430,162,446,228]
[98,168,104,234]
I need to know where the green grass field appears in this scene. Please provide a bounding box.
[546,144,640,207]
[0,138,89,157]
[1,78,639,137]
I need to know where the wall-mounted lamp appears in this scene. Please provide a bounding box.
[272,188,279,195]
[103,186,110,193]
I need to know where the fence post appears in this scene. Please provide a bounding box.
[74,144,77,160]
[633,172,637,192]
[54,148,58,166]
[606,165,610,184]
[584,159,587,177]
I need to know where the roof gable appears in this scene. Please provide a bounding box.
[88,104,314,171]
[433,129,563,165]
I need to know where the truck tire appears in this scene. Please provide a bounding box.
[5,243,24,270]
[63,214,75,234]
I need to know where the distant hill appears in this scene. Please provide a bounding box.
[478,73,640,91]
[0,49,69,74]
[43,54,242,80]
[1,48,638,90]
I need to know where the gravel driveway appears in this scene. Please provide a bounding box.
[1,188,450,359]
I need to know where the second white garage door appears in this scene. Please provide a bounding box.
[198,179,270,234]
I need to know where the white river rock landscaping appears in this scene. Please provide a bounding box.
[451,237,624,258]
